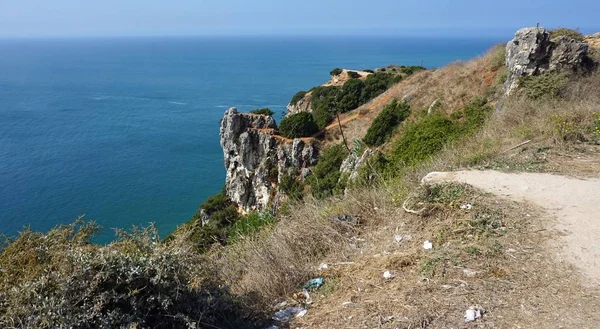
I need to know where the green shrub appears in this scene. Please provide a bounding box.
[360,72,402,104]
[400,66,425,75]
[391,98,492,168]
[520,72,569,99]
[250,107,275,116]
[279,112,319,138]
[336,79,365,112]
[279,172,304,200]
[307,144,348,199]
[0,220,265,328]
[186,189,240,251]
[363,69,375,73]
[290,91,307,105]
[330,68,343,76]
[549,28,584,41]
[228,212,275,242]
[310,86,340,129]
[347,71,361,79]
[363,100,411,146]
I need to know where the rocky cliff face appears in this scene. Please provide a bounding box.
[286,94,312,117]
[220,108,319,212]
[505,27,594,94]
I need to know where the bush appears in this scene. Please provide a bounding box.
[391,98,492,168]
[250,107,275,116]
[347,71,361,79]
[310,86,340,129]
[279,112,319,138]
[228,212,275,243]
[520,72,569,99]
[336,79,365,112]
[363,69,375,73]
[363,100,411,146]
[360,72,402,104]
[400,66,425,75]
[290,91,307,105]
[549,28,584,41]
[279,172,304,201]
[186,190,240,251]
[330,68,343,76]
[307,144,348,199]
[0,220,266,328]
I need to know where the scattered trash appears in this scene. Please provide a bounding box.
[332,214,358,225]
[394,235,403,243]
[273,307,307,322]
[423,240,433,250]
[383,271,394,279]
[463,268,477,278]
[506,248,517,253]
[266,326,279,329]
[275,301,288,309]
[296,309,308,318]
[342,301,353,306]
[319,263,329,270]
[460,203,473,210]
[303,277,324,290]
[464,306,483,322]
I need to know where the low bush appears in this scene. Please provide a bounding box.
[347,71,361,79]
[228,212,275,243]
[330,68,343,76]
[290,90,307,105]
[279,172,304,201]
[336,79,364,112]
[363,100,411,146]
[0,220,266,328]
[400,65,425,75]
[250,107,274,116]
[307,144,349,199]
[549,28,584,41]
[390,97,492,168]
[520,72,569,99]
[279,112,319,138]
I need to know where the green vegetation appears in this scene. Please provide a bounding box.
[399,65,425,75]
[390,97,492,168]
[311,86,340,129]
[0,220,265,328]
[347,70,361,79]
[330,68,343,76]
[520,72,569,99]
[307,144,348,199]
[290,90,307,105]
[336,79,364,112]
[279,172,304,200]
[228,212,274,243]
[250,107,275,116]
[549,28,585,41]
[363,100,411,146]
[278,112,319,138]
[187,190,240,251]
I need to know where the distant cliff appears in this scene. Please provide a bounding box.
[219,108,319,212]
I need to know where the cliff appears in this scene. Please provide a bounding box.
[220,107,319,212]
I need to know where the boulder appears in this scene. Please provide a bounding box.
[504,27,593,94]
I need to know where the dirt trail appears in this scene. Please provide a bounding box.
[422,170,600,285]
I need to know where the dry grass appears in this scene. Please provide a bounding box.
[289,184,600,328]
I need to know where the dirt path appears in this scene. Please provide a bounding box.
[422,170,600,285]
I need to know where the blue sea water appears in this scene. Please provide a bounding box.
[0,36,502,243]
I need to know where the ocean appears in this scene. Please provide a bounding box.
[0,36,502,243]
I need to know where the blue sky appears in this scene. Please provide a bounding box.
[0,0,598,38]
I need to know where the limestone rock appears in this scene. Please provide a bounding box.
[220,108,319,212]
[286,94,312,117]
[504,27,593,94]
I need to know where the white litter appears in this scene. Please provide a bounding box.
[465,306,482,322]
[383,271,395,279]
[460,204,473,210]
[273,307,307,322]
[394,235,403,242]
[463,268,477,278]
[423,241,433,250]
[319,263,329,270]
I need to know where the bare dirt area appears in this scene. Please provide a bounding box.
[422,170,600,287]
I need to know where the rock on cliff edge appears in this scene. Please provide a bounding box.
[504,27,594,94]
[220,107,319,212]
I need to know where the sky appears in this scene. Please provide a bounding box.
[0,0,598,38]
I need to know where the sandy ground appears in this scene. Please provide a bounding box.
[422,170,600,286]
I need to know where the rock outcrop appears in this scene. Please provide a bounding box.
[504,27,593,94]
[286,94,312,117]
[220,108,319,212]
